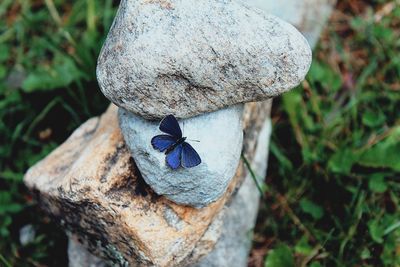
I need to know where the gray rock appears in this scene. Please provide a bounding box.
[194,116,272,267]
[19,224,36,246]
[118,105,244,207]
[63,107,272,267]
[68,235,108,267]
[240,0,336,48]
[97,0,312,119]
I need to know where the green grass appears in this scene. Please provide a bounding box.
[0,0,399,266]
[253,1,400,266]
[0,0,117,265]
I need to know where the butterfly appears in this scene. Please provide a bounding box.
[151,115,202,169]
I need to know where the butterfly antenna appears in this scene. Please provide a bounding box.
[182,120,199,142]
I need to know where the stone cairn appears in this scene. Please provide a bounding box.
[23,0,334,266]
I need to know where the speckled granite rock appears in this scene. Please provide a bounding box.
[24,102,271,267]
[118,105,243,208]
[97,0,311,119]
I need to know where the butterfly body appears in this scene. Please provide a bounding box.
[151,115,201,169]
[165,137,187,154]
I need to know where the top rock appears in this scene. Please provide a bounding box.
[97,0,311,119]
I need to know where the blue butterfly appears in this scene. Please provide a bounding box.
[151,115,202,169]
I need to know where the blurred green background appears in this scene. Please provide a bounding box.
[0,0,399,266]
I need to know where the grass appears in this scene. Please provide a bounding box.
[0,0,117,266]
[0,0,399,266]
[251,1,400,266]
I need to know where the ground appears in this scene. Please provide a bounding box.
[0,0,399,266]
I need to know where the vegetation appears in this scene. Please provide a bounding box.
[252,1,400,266]
[0,1,116,266]
[0,0,399,266]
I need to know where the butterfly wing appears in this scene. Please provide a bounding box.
[166,144,183,169]
[159,115,182,138]
[151,135,177,152]
[181,142,201,168]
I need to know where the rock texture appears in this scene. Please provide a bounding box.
[24,102,271,267]
[68,234,107,267]
[194,117,271,267]
[97,0,312,119]
[242,0,336,48]
[65,112,272,267]
[118,105,244,207]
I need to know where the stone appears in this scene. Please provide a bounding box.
[24,101,271,267]
[241,0,336,48]
[66,208,225,267]
[63,107,272,267]
[118,105,244,208]
[194,116,272,267]
[97,0,312,119]
[68,234,107,267]
[19,224,36,246]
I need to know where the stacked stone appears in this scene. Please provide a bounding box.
[97,0,311,208]
[24,0,317,266]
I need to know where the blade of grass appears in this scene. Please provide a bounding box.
[60,101,81,125]
[87,0,96,33]
[338,192,366,260]
[0,254,12,267]
[44,0,77,47]
[383,221,400,236]
[23,97,61,141]
[102,0,115,30]
[0,0,13,18]
[241,154,265,197]
[75,81,91,116]
[0,27,14,43]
